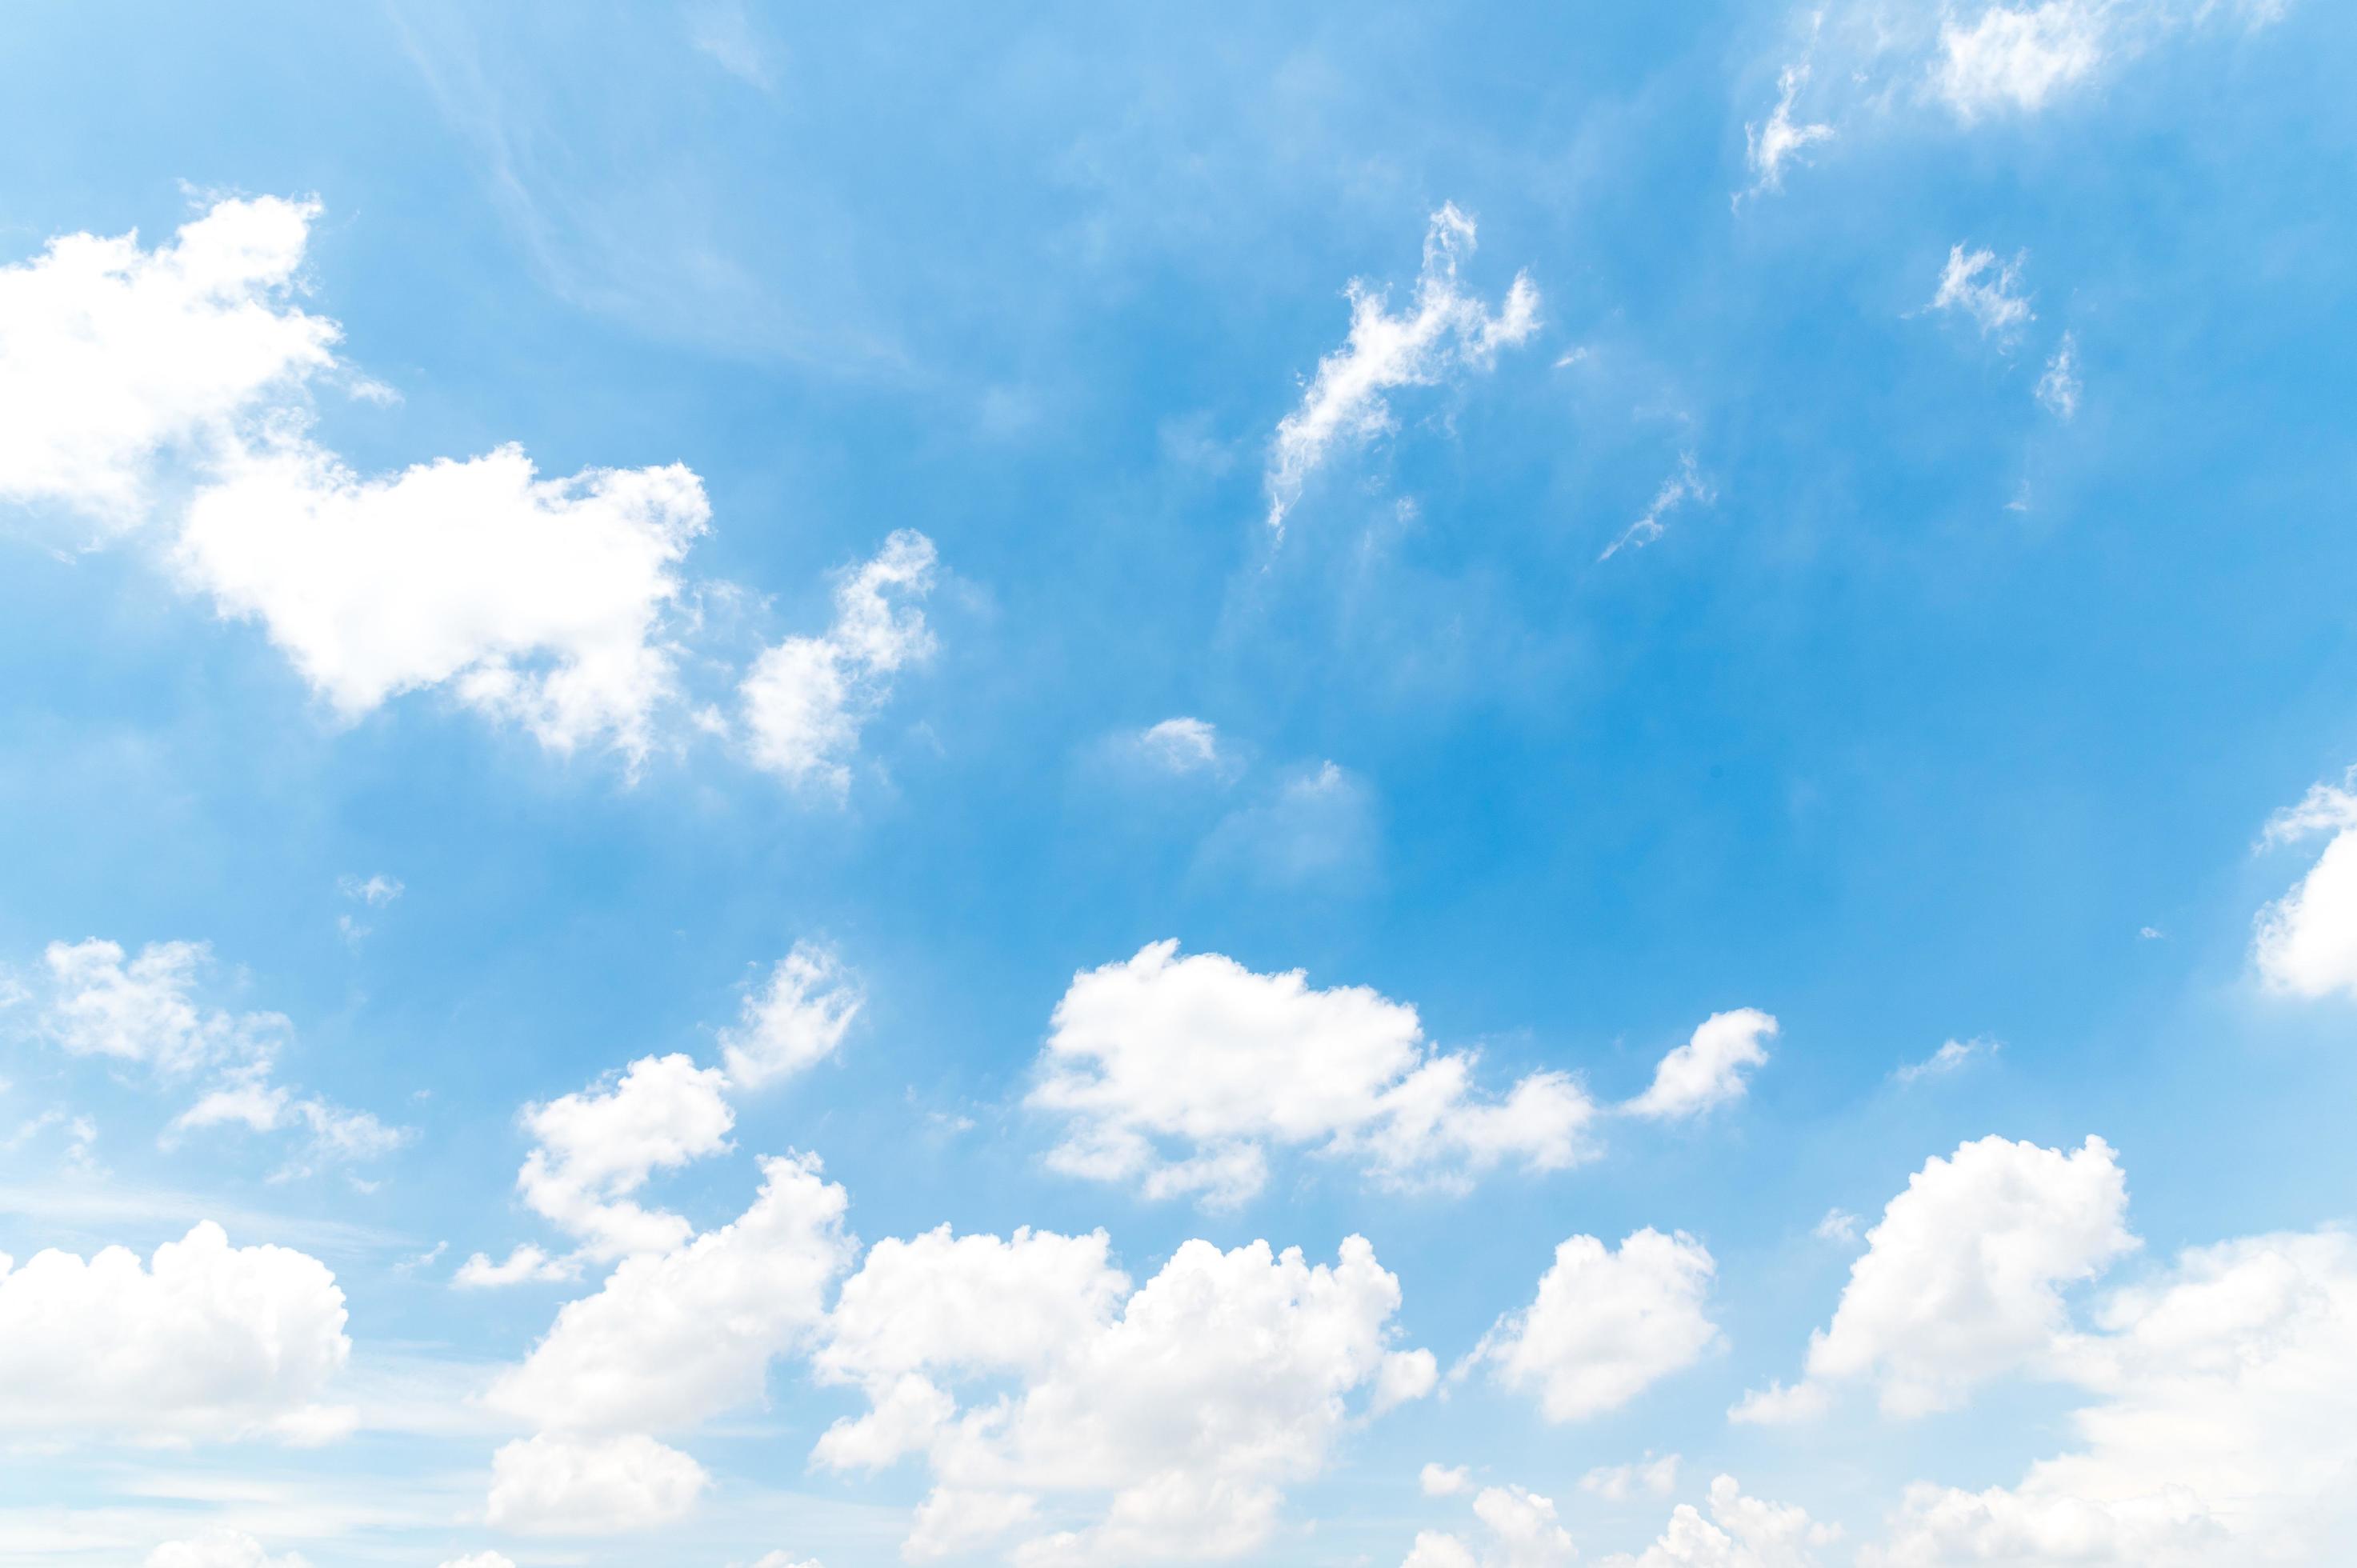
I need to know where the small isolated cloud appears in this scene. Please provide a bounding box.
[1814,1208,1860,1245]
[738,530,938,795]
[1742,61,1834,199]
[718,942,862,1090]
[1196,759,1379,892]
[1621,1009,1778,1119]
[1930,244,2035,343]
[1894,1036,1999,1085]
[1266,202,1539,536]
[1475,1229,1719,1422]
[1131,716,1231,778]
[1028,941,1595,1206]
[1423,1462,1474,1497]
[1599,453,1715,562]
[338,874,403,908]
[2037,331,2083,418]
[1935,2,2109,119]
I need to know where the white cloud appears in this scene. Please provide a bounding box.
[1583,1454,1683,1502]
[26,938,401,1172]
[745,1556,822,1568]
[1599,453,1716,562]
[0,195,338,526]
[2037,332,2083,418]
[1865,1228,2357,1566]
[34,938,284,1074]
[1733,1135,2135,1422]
[1133,716,1230,777]
[1813,1209,1860,1245]
[1742,62,1834,198]
[1402,1481,1579,1568]
[507,1052,736,1264]
[738,529,938,793]
[485,1432,710,1534]
[1930,245,2035,342]
[1475,1230,1720,1422]
[1265,202,1539,536]
[1603,1476,1838,1568]
[437,1555,518,1568]
[453,1242,577,1289]
[718,942,862,1090]
[176,436,709,757]
[813,1226,1424,1563]
[488,1152,853,1434]
[1622,1009,1777,1119]
[2254,773,2357,999]
[0,1221,351,1443]
[1935,2,2109,117]
[1738,0,2293,190]
[1893,1037,1997,1085]
[338,873,404,908]
[145,1530,311,1568]
[1424,1463,1475,1498]
[1029,941,1596,1206]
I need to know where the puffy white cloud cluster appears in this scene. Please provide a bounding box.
[1865,1228,2357,1565]
[1029,942,1597,1206]
[1265,203,1539,536]
[18,937,402,1173]
[1735,1135,2135,1422]
[0,1221,352,1445]
[1603,1476,1839,1568]
[0,197,938,770]
[813,1224,1432,1562]
[1403,1481,1578,1568]
[2254,771,2357,999]
[1475,1229,1720,1422]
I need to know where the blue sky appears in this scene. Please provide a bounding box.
[3,1,2356,1564]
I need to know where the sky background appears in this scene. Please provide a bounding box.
[2,2,2355,1565]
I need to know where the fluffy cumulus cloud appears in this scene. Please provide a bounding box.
[1265,202,1539,535]
[473,1051,736,1274]
[177,438,710,757]
[1622,1009,1777,1119]
[485,1432,710,1534]
[1475,1230,1719,1422]
[0,194,338,524]
[2253,771,2357,998]
[1865,1228,2357,1566]
[20,937,402,1171]
[1603,1476,1838,1568]
[1583,1454,1684,1502]
[1029,942,1595,1206]
[488,1152,853,1435]
[738,529,938,793]
[718,942,863,1089]
[0,1221,351,1444]
[1132,716,1230,777]
[1735,1135,2136,1422]
[145,1530,312,1568]
[813,1226,1428,1562]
